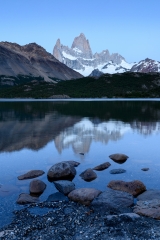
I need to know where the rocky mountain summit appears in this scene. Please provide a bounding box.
[89,69,103,78]
[0,41,82,83]
[53,33,134,76]
[130,58,160,73]
[71,33,92,59]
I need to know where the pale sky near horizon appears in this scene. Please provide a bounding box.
[0,0,160,63]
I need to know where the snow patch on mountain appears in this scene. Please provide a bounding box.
[62,51,77,60]
[73,60,135,76]
[77,66,95,76]
[73,47,82,53]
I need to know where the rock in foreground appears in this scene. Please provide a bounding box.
[93,162,111,171]
[108,180,146,196]
[54,180,75,195]
[134,199,160,219]
[79,168,97,182]
[137,189,160,201]
[68,188,101,205]
[29,179,46,195]
[109,153,129,164]
[16,193,39,205]
[47,161,76,181]
[18,170,45,180]
[91,189,133,213]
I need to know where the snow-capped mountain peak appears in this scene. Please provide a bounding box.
[53,34,160,76]
[130,58,160,73]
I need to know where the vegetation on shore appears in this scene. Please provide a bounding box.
[0,72,160,98]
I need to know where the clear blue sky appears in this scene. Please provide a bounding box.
[0,0,160,63]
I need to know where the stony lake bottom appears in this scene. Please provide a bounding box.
[1,99,160,228]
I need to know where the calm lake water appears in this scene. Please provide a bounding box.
[1,99,160,228]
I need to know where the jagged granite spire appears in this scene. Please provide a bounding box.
[53,39,63,62]
[71,33,93,59]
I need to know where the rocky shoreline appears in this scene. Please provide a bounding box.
[1,200,160,240]
[1,154,160,239]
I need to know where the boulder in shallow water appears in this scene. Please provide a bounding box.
[47,161,76,181]
[54,180,75,195]
[79,168,97,182]
[29,179,46,195]
[108,180,146,196]
[16,193,39,205]
[134,199,160,219]
[68,188,101,205]
[91,189,133,213]
[109,153,129,164]
[18,170,45,180]
[93,162,111,171]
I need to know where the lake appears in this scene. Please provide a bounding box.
[1,99,160,228]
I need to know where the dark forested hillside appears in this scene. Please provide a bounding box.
[0,72,160,98]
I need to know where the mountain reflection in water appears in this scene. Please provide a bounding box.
[1,100,160,228]
[54,118,131,154]
[0,100,160,153]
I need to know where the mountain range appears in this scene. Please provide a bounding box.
[0,34,160,89]
[0,41,82,85]
[53,33,160,76]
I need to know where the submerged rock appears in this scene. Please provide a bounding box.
[54,180,75,195]
[109,153,129,164]
[47,192,68,202]
[0,184,19,197]
[29,179,46,195]
[93,162,111,171]
[18,170,45,180]
[79,168,97,182]
[47,161,76,181]
[107,180,146,196]
[141,168,149,171]
[16,193,39,205]
[68,188,101,205]
[79,153,84,155]
[110,169,126,174]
